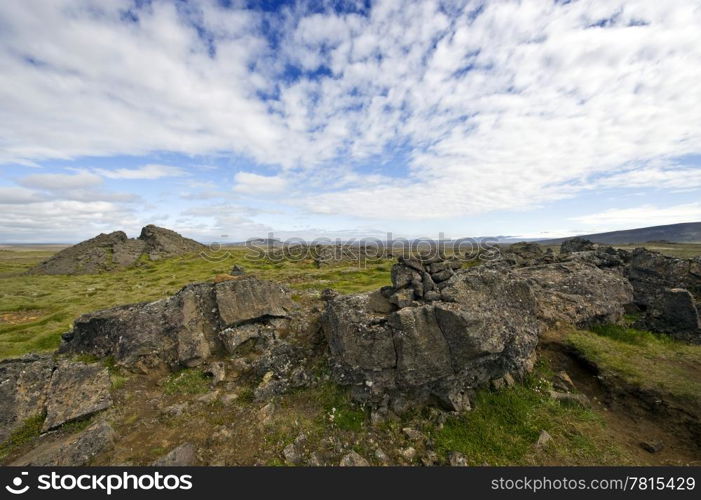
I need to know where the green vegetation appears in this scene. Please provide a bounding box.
[0,248,392,360]
[567,326,701,402]
[432,368,623,465]
[163,369,211,395]
[0,413,45,461]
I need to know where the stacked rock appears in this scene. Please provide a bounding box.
[388,254,463,307]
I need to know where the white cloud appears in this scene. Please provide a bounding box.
[95,164,187,180]
[1,0,701,237]
[18,171,102,190]
[571,203,701,231]
[233,172,287,194]
[0,186,43,204]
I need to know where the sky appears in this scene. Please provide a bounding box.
[1,0,701,243]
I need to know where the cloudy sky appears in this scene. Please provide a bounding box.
[1,0,701,243]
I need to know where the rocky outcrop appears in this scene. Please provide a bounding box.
[0,354,54,442]
[560,237,595,254]
[513,261,633,327]
[0,356,112,442]
[625,249,701,341]
[42,361,112,431]
[29,225,205,275]
[11,421,115,466]
[59,276,295,370]
[321,256,632,410]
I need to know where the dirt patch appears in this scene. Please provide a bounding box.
[0,310,49,325]
[539,330,701,465]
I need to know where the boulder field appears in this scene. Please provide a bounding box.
[2,238,700,464]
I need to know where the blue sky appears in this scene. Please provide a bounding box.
[1,0,701,243]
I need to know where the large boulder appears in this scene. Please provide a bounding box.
[638,288,701,341]
[59,276,295,369]
[512,261,634,328]
[0,357,112,442]
[321,257,634,409]
[560,237,595,254]
[627,248,701,305]
[626,249,701,340]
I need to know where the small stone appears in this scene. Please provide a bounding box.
[421,451,439,466]
[503,372,515,387]
[374,447,389,465]
[448,451,468,466]
[231,265,246,275]
[152,443,196,466]
[400,447,417,461]
[283,443,303,465]
[339,451,370,466]
[640,440,664,454]
[552,371,575,392]
[402,427,427,443]
[549,390,590,407]
[536,430,552,448]
[196,390,219,404]
[161,402,188,417]
[257,402,276,425]
[204,362,226,385]
[221,393,239,406]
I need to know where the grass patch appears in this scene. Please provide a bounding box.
[313,383,367,432]
[0,413,46,461]
[433,370,623,465]
[163,369,210,396]
[568,326,701,402]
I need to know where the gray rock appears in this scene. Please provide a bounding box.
[152,443,196,466]
[641,288,700,340]
[449,451,469,466]
[0,354,54,443]
[552,371,575,392]
[640,440,664,453]
[560,238,595,254]
[512,261,633,328]
[42,361,112,431]
[204,362,226,385]
[59,277,294,369]
[339,451,370,466]
[12,421,115,466]
[536,430,553,448]
[549,390,591,408]
[283,443,303,465]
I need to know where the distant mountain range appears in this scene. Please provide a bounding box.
[536,222,701,245]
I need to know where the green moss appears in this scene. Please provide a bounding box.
[433,371,622,465]
[568,327,701,402]
[314,383,367,432]
[163,369,210,396]
[0,413,46,460]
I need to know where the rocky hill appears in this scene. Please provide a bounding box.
[28,225,205,275]
[538,222,701,245]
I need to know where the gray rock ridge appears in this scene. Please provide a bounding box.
[59,276,296,369]
[496,240,701,341]
[28,225,205,275]
[321,256,633,409]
